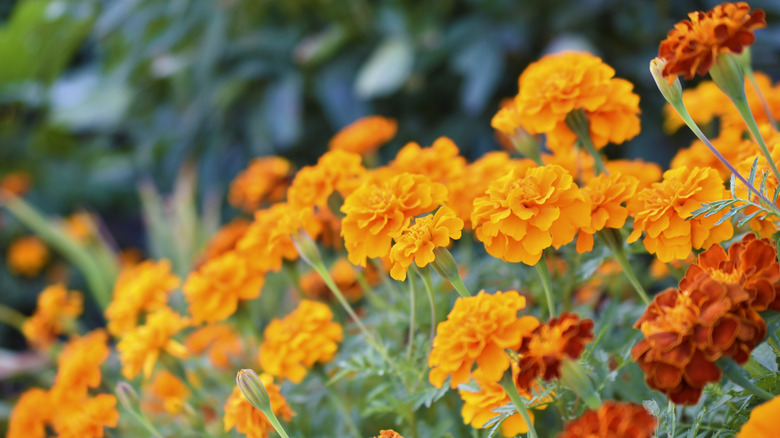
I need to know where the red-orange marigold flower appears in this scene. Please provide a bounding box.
[328,115,397,155]
[515,313,594,391]
[428,290,539,388]
[627,166,733,263]
[576,173,638,253]
[658,2,766,82]
[224,374,294,438]
[472,164,591,265]
[228,156,293,212]
[374,430,405,438]
[389,206,463,281]
[558,401,657,438]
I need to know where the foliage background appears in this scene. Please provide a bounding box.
[0,0,779,370]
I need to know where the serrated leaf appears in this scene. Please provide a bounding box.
[749,157,759,186]
[715,208,740,225]
[737,209,765,227]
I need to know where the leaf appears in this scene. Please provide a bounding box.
[355,37,414,98]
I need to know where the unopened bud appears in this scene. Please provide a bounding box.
[291,231,322,269]
[236,369,272,413]
[649,58,682,105]
[709,52,747,104]
[116,381,140,412]
[560,358,601,410]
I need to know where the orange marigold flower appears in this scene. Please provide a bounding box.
[63,212,96,243]
[341,172,447,266]
[671,127,748,180]
[558,401,656,438]
[658,2,766,82]
[0,171,31,198]
[328,115,397,155]
[198,217,251,265]
[515,313,594,391]
[105,259,180,337]
[288,150,366,210]
[224,374,294,438]
[389,206,464,281]
[472,164,591,265]
[736,394,780,437]
[184,251,264,324]
[733,127,780,237]
[7,388,51,438]
[7,236,49,277]
[22,284,83,350]
[186,324,244,369]
[258,300,343,383]
[117,307,189,379]
[512,52,640,152]
[390,137,467,185]
[236,202,321,273]
[50,393,119,438]
[576,173,638,253]
[428,290,539,388]
[51,329,110,400]
[228,156,293,212]
[541,149,596,183]
[300,257,367,302]
[142,371,190,415]
[605,159,663,191]
[374,430,405,438]
[627,166,733,263]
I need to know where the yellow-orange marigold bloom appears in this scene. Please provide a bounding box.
[22,284,83,350]
[658,2,766,82]
[51,329,110,400]
[105,259,180,336]
[224,374,294,438]
[228,156,292,212]
[117,307,190,379]
[7,388,50,438]
[558,401,657,438]
[0,171,31,198]
[186,324,244,369]
[7,236,49,277]
[390,137,467,185]
[428,290,539,388]
[288,150,366,210]
[515,313,594,391]
[472,164,591,266]
[627,166,733,263]
[374,430,405,438]
[51,393,119,438]
[198,217,251,265]
[184,251,264,324]
[63,212,96,243]
[341,172,447,266]
[736,394,780,437]
[541,149,596,183]
[142,371,190,415]
[512,52,640,152]
[328,115,397,155]
[605,159,663,191]
[258,300,343,383]
[576,173,638,253]
[389,206,463,281]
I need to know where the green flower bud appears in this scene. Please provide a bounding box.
[236,369,272,413]
[649,58,682,106]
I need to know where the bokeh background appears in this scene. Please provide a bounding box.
[0,0,779,354]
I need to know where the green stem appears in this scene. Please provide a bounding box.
[534,261,555,317]
[746,69,778,130]
[0,303,26,331]
[565,109,608,175]
[123,407,165,438]
[611,244,651,305]
[317,370,361,438]
[407,273,417,360]
[263,408,292,438]
[499,376,538,438]
[418,267,437,358]
[733,96,780,185]
[718,357,774,401]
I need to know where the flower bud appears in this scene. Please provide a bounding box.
[291,231,322,269]
[116,381,140,412]
[560,358,601,410]
[236,369,272,413]
[709,52,747,104]
[649,58,682,105]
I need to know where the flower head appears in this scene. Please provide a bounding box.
[558,401,657,438]
[374,431,405,438]
[7,388,51,438]
[627,166,733,263]
[329,115,397,155]
[428,290,538,388]
[7,236,49,277]
[341,172,447,266]
[51,394,119,438]
[198,217,251,265]
[389,206,463,281]
[258,300,343,383]
[300,257,368,302]
[22,284,83,349]
[576,173,638,253]
[472,164,591,265]
[287,150,366,210]
[51,330,110,400]
[658,2,766,82]
[224,374,294,438]
[515,313,594,391]
[186,324,244,369]
[390,137,467,185]
[117,307,190,379]
[142,371,190,415]
[737,394,780,437]
[0,171,31,198]
[228,156,293,212]
[605,159,662,191]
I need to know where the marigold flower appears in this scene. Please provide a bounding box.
[184,251,264,324]
[50,393,119,438]
[541,149,596,183]
[341,172,447,266]
[558,401,657,438]
[511,52,640,152]
[22,283,83,350]
[389,206,463,281]
[224,375,294,438]
[105,259,180,336]
[228,156,293,212]
[63,212,96,243]
[117,307,190,379]
[288,150,366,210]
[472,164,591,265]
[186,324,244,369]
[142,371,190,415]
[576,173,638,253]
[300,257,367,302]
[198,217,251,265]
[374,430,405,438]
[733,127,780,237]
[627,166,733,263]
[258,300,343,383]
[658,2,766,82]
[51,329,110,399]
[671,127,748,180]
[428,290,538,388]
[6,235,49,277]
[390,137,467,185]
[605,159,663,191]
[736,394,780,437]
[328,115,397,155]
[0,171,31,198]
[7,388,50,438]
[515,313,594,391]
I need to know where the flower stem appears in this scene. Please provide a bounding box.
[407,273,417,360]
[732,95,780,184]
[534,260,555,317]
[122,406,165,438]
[718,357,774,401]
[598,229,650,305]
[0,303,26,331]
[499,374,538,438]
[417,267,437,358]
[746,69,778,130]
[316,369,361,438]
[565,109,609,176]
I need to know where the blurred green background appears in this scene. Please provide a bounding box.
[0,0,779,352]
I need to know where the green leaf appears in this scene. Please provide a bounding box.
[355,37,414,98]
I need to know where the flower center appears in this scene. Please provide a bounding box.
[708,268,741,284]
[527,325,565,356]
